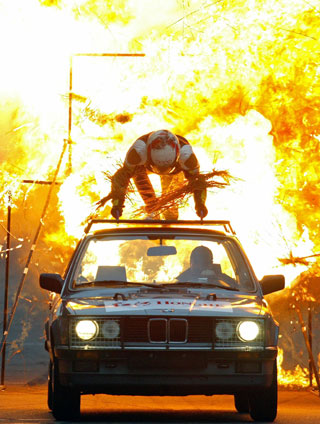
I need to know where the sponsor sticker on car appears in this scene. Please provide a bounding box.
[103,299,233,312]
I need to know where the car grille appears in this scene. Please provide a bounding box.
[70,317,264,349]
[124,317,212,343]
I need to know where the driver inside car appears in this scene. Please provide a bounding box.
[176,246,238,289]
[176,246,220,282]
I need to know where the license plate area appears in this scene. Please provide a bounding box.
[128,352,207,369]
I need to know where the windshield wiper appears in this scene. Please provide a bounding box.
[76,280,167,289]
[169,282,239,291]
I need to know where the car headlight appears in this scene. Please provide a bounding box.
[102,320,120,339]
[75,320,98,341]
[215,321,234,340]
[237,321,260,342]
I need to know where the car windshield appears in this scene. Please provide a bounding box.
[71,234,255,292]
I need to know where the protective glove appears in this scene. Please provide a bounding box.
[195,203,208,219]
[193,185,207,220]
[111,205,123,220]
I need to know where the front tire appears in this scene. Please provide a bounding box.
[47,361,53,411]
[51,358,80,420]
[234,393,249,413]
[248,361,278,422]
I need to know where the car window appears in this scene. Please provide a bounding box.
[71,235,255,291]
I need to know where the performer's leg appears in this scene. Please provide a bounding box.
[160,173,184,220]
[133,166,157,214]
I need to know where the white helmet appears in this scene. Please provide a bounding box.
[147,130,180,174]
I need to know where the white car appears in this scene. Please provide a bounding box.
[40,219,284,421]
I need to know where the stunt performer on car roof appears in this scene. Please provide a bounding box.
[109,129,208,220]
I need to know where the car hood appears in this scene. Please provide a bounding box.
[63,292,268,318]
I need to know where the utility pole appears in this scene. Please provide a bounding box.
[308,303,313,387]
[0,191,12,388]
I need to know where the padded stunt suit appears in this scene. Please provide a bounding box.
[111,132,207,219]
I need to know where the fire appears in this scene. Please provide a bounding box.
[277,347,314,389]
[0,0,320,283]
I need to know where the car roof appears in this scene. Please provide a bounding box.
[84,219,236,238]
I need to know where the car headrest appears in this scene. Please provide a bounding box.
[95,266,127,282]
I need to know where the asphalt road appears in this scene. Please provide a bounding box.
[0,385,320,423]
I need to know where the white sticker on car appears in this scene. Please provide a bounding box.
[104,299,233,313]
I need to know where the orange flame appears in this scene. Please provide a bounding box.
[277,347,316,389]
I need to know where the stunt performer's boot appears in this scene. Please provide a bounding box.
[145,212,157,220]
[162,206,179,221]
[144,205,160,220]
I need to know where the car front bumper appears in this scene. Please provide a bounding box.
[54,346,277,395]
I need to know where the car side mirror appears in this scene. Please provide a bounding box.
[259,274,285,295]
[40,273,64,294]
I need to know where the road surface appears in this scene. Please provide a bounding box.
[0,385,319,423]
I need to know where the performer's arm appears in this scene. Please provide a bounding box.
[179,142,208,218]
